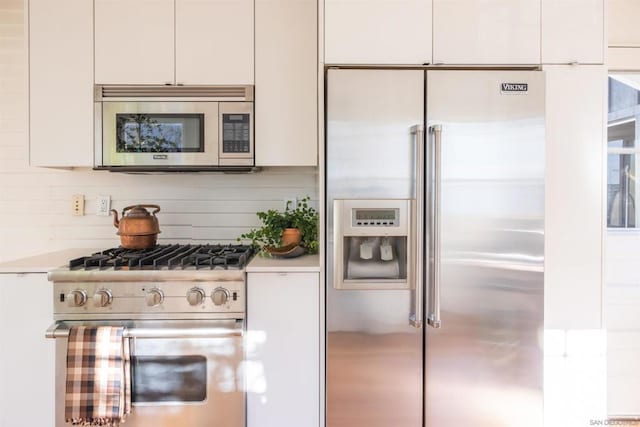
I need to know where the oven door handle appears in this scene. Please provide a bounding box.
[45,321,244,339]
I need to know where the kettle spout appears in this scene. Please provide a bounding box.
[111,209,119,228]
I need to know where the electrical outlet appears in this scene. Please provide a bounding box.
[284,197,297,211]
[72,194,84,216]
[97,195,111,216]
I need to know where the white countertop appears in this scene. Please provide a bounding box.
[0,248,98,274]
[0,249,321,274]
[246,253,320,273]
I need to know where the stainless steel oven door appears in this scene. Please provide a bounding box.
[48,319,244,427]
[101,101,219,167]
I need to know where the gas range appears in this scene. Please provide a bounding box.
[46,243,251,427]
[48,244,255,320]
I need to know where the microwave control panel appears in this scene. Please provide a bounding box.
[222,114,251,153]
[352,208,399,227]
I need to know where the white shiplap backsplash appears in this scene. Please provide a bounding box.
[0,0,317,262]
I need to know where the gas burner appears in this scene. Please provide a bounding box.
[69,244,255,271]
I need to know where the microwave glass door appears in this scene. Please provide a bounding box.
[116,114,204,153]
[102,101,219,167]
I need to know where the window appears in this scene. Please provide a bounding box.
[607,76,640,228]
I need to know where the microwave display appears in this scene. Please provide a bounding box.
[222,113,251,153]
[116,113,205,153]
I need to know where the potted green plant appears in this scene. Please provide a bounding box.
[238,196,319,256]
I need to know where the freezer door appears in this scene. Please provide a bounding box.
[326,69,424,427]
[425,70,544,427]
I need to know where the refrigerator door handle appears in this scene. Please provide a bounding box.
[428,124,442,329]
[409,124,425,328]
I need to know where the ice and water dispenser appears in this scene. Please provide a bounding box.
[333,199,414,290]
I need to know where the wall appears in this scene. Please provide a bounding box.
[605,3,640,416]
[0,0,318,262]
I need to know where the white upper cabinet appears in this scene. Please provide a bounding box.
[95,0,254,85]
[324,0,432,65]
[175,0,254,85]
[255,0,317,166]
[542,0,604,64]
[433,0,540,64]
[95,0,175,85]
[609,0,640,46]
[29,0,94,167]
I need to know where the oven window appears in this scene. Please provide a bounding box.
[131,355,207,403]
[116,114,204,153]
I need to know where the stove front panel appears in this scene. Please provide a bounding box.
[53,281,245,320]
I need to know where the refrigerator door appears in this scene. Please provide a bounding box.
[326,69,424,427]
[425,70,544,427]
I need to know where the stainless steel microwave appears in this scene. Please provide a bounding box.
[94,85,254,172]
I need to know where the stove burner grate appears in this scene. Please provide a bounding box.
[69,244,254,271]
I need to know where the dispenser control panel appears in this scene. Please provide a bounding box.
[352,208,399,227]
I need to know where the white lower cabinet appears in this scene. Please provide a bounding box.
[246,272,319,427]
[0,273,54,427]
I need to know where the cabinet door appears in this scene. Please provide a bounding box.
[247,272,319,427]
[255,0,317,166]
[433,0,540,64]
[95,0,174,85]
[29,0,93,167]
[0,273,54,427]
[176,0,253,85]
[324,0,432,64]
[609,0,640,47]
[543,65,605,329]
[542,0,604,64]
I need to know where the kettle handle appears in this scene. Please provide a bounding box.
[122,204,161,216]
[110,209,119,228]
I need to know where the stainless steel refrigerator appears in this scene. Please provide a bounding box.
[326,69,544,427]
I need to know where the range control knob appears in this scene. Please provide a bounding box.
[67,290,87,307]
[186,287,205,306]
[93,289,113,307]
[211,287,230,306]
[145,288,164,307]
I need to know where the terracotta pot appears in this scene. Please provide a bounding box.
[281,228,302,246]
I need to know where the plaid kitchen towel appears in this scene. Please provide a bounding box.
[65,326,131,426]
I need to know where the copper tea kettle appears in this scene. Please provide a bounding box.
[111,205,161,249]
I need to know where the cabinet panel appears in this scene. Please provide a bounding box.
[29,0,93,167]
[95,0,174,85]
[543,65,605,329]
[255,0,317,166]
[433,0,540,64]
[324,0,432,64]
[176,0,254,85]
[0,273,54,427]
[608,332,640,416]
[247,272,319,427]
[542,0,604,64]
[609,0,640,47]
